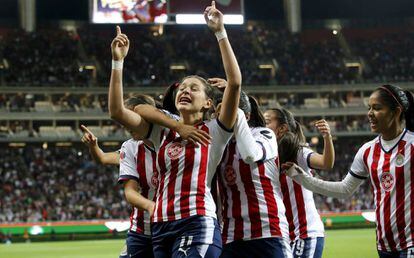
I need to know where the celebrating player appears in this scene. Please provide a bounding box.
[264,108,335,258]
[209,84,292,258]
[107,1,242,257]
[283,85,414,258]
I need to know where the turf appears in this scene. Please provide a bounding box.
[0,228,378,258]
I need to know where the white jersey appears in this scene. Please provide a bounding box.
[350,129,414,252]
[218,126,289,244]
[118,139,157,235]
[279,147,325,241]
[148,117,235,222]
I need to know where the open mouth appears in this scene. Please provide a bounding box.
[178,96,192,104]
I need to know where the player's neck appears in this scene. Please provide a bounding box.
[179,112,203,126]
[381,125,404,141]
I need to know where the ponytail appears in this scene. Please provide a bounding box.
[404,90,414,131]
[162,82,179,115]
[247,96,266,128]
[294,120,306,144]
[278,131,300,165]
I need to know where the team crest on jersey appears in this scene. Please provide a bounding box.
[224,165,237,185]
[151,171,159,188]
[167,142,184,160]
[395,153,404,166]
[380,172,394,192]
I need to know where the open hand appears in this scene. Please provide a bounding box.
[281,162,304,177]
[111,26,130,61]
[176,124,212,146]
[208,78,227,90]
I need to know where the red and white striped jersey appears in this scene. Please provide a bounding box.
[148,118,234,222]
[118,139,158,235]
[280,147,325,242]
[217,127,289,244]
[350,129,414,252]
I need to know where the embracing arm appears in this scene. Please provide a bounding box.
[204,1,241,129]
[108,26,150,138]
[134,105,211,146]
[124,180,154,216]
[309,119,335,170]
[285,163,364,198]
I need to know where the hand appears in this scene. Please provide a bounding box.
[111,26,130,61]
[147,201,155,217]
[80,125,98,147]
[281,162,304,177]
[208,78,227,90]
[176,124,212,146]
[314,119,331,138]
[204,1,224,33]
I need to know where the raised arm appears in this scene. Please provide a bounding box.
[108,26,150,138]
[80,125,119,165]
[283,162,364,198]
[204,1,241,129]
[309,120,335,170]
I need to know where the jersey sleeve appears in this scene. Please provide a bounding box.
[205,117,235,163]
[349,144,370,179]
[250,127,278,162]
[301,147,315,171]
[234,109,265,163]
[118,140,139,184]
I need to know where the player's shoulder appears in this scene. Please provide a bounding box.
[359,136,380,151]
[121,138,142,151]
[404,129,414,142]
[251,127,276,139]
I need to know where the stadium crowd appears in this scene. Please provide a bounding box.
[1,24,414,87]
[0,138,374,223]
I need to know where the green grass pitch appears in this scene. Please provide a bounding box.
[0,228,377,258]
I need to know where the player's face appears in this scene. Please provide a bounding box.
[264,110,289,139]
[367,91,397,135]
[175,77,212,114]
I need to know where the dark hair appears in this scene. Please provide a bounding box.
[278,131,301,165]
[124,94,155,110]
[375,85,414,131]
[247,96,266,127]
[162,82,179,115]
[269,108,306,143]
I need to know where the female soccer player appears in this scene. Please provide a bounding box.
[264,108,335,258]
[81,94,158,258]
[212,88,292,258]
[107,1,242,257]
[283,85,414,258]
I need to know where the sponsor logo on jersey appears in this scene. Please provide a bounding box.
[167,142,184,160]
[380,172,394,192]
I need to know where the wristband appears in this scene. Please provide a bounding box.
[215,29,227,42]
[112,60,124,70]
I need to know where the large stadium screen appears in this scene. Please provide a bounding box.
[90,0,168,24]
[90,0,244,24]
[171,0,244,24]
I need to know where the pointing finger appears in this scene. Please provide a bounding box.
[116,25,121,36]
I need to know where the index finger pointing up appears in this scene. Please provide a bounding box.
[116,25,121,36]
[211,0,216,9]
